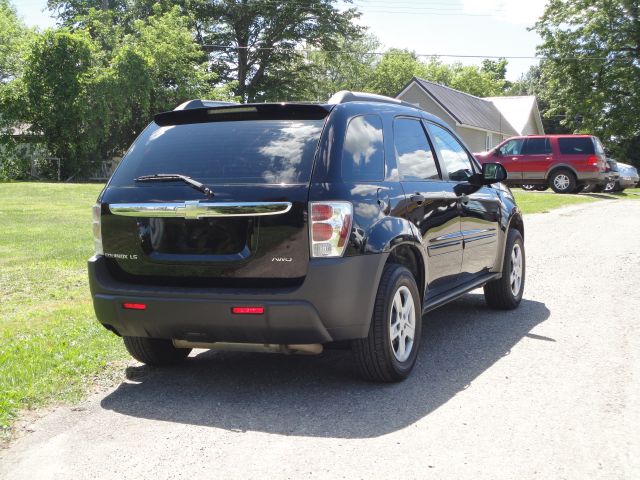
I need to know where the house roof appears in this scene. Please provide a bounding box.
[406,78,519,136]
[484,95,544,136]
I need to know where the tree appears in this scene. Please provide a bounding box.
[0,0,35,82]
[534,0,640,166]
[22,29,96,176]
[366,49,425,97]
[291,34,380,101]
[18,6,235,178]
[193,0,362,101]
[366,51,508,98]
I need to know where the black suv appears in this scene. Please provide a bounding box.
[89,91,525,382]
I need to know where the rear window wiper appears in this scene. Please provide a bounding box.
[135,173,213,197]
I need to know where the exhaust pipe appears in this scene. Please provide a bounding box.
[172,340,323,355]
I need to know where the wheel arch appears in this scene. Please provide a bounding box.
[385,243,426,302]
[493,209,525,272]
[545,163,578,181]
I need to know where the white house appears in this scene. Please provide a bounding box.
[397,77,545,153]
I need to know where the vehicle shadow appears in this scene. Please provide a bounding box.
[100,294,550,439]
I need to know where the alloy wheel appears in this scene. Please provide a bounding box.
[553,174,570,191]
[389,285,416,362]
[510,243,523,296]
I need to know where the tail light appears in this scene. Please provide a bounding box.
[309,202,353,258]
[587,155,606,171]
[92,203,103,255]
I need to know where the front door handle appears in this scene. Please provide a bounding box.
[511,157,518,160]
[410,193,426,205]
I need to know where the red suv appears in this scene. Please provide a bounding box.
[475,135,610,193]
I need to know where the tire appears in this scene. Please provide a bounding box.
[603,181,616,192]
[521,184,536,191]
[352,264,422,382]
[123,336,191,366]
[484,229,525,310]
[549,169,576,194]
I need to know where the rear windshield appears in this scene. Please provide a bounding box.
[110,119,325,185]
[557,137,595,155]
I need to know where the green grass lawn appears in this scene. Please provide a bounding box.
[513,187,640,214]
[0,182,126,439]
[0,182,638,439]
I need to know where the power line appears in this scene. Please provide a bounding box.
[202,45,617,61]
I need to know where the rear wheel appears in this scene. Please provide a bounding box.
[123,336,191,366]
[521,184,536,191]
[484,229,525,310]
[352,264,422,382]
[549,169,576,194]
[603,181,616,192]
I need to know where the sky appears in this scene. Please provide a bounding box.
[12,0,547,81]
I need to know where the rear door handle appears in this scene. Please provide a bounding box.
[410,194,426,205]
[511,157,518,160]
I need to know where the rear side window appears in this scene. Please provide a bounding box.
[393,118,439,181]
[342,115,384,181]
[558,137,595,155]
[522,138,552,155]
[110,119,325,185]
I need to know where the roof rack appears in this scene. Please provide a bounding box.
[173,99,239,111]
[328,90,420,109]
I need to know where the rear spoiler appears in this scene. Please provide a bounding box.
[154,103,332,126]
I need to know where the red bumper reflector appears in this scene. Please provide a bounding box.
[122,302,147,310]
[232,306,265,315]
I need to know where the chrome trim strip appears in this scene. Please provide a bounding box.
[461,228,496,237]
[463,234,497,244]
[432,231,465,243]
[428,239,463,250]
[109,201,292,219]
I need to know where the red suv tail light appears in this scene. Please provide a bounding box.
[309,202,353,258]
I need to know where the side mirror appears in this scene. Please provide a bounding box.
[481,162,507,184]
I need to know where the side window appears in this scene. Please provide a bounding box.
[499,138,524,155]
[522,138,552,155]
[342,115,384,181]
[428,124,475,182]
[393,118,440,181]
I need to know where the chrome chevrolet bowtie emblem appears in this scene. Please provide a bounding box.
[179,201,202,220]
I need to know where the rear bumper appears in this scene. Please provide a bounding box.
[576,171,610,185]
[619,177,639,188]
[88,253,388,344]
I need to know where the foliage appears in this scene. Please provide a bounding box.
[0,0,35,82]
[291,34,380,102]
[366,50,508,98]
[192,0,363,101]
[6,6,234,179]
[534,0,640,166]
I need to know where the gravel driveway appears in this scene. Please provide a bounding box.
[2,200,639,480]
